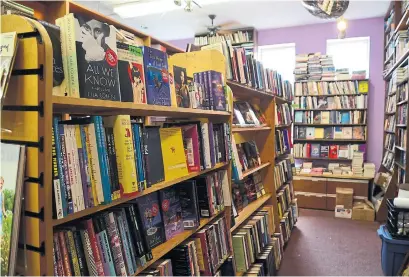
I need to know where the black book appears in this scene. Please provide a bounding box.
[176,180,200,229]
[142,126,165,186]
[104,127,120,199]
[195,176,212,218]
[73,13,121,101]
[221,256,236,276]
[72,229,89,276]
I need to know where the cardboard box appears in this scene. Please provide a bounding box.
[352,199,375,221]
[336,187,353,209]
[335,205,352,219]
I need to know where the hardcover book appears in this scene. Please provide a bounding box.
[159,127,188,181]
[174,66,190,108]
[159,187,184,240]
[117,42,146,103]
[353,126,365,140]
[180,124,201,172]
[315,128,324,139]
[297,127,307,139]
[321,111,330,124]
[313,111,321,124]
[324,127,333,139]
[134,192,166,249]
[176,181,200,229]
[142,46,171,106]
[342,127,353,139]
[209,70,226,111]
[143,126,165,186]
[73,14,121,101]
[329,145,338,159]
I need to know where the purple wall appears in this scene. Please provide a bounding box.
[167,37,194,50]
[168,17,384,169]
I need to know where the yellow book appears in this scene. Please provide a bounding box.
[65,14,80,98]
[315,128,324,139]
[159,127,188,181]
[358,80,369,94]
[104,115,138,196]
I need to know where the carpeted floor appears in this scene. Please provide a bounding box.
[278,209,383,276]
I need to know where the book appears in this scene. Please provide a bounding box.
[320,145,329,158]
[315,128,324,139]
[134,192,166,249]
[142,46,171,106]
[321,111,330,124]
[306,127,315,139]
[329,145,338,159]
[159,187,184,240]
[104,212,127,276]
[353,126,365,140]
[324,127,333,139]
[0,32,18,104]
[174,65,190,108]
[117,42,146,103]
[311,144,321,157]
[0,143,25,276]
[180,124,201,172]
[334,127,343,139]
[159,127,188,181]
[176,181,200,229]
[209,70,226,111]
[143,126,165,186]
[342,127,353,139]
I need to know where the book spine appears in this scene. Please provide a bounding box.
[58,231,72,276]
[93,116,112,203]
[116,214,135,275]
[84,124,103,205]
[69,125,85,210]
[52,125,64,219]
[207,175,217,215]
[80,125,94,207]
[131,124,142,192]
[142,127,151,188]
[200,72,209,110]
[58,124,74,214]
[96,218,117,276]
[120,209,139,268]
[65,14,80,97]
[105,127,121,199]
[104,212,127,276]
[194,233,212,276]
[53,233,65,276]
[138,125,147,190]
[99,118,115,201]
[207,71,214,110]
[200,122,212,169]
[54,18,69,96]
[132,124,145,191]
[80,229,98,276]
[208,122,216,167]
[53,117,68,217]
[86,219,105,276]
[73,230,89,276]
[129,205,152,261]
[63,125,79,212]
[75,125,89,209]
[196,180,211,217]
[65,230,81,276]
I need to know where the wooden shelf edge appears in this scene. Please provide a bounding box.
[395,161,406,170]
[295,173,374,180]
[133,210,225,276]
[241,162,271,179]
[294,139,366,142]
[230,194,272,232]
[52,96,231,117]
[232,126,272,132]
[294,157,352,161]
[227,80,274,99]
[275,124,292,128]
[294,79,369,83]
[52,163,228,227]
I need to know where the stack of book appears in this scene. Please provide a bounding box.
[351,70,367,80]
[393,67,407,84]
[363,163,376,178]
[320,55,335,81]
[294,80,366,96]
[294,126,365,140]
[293,143,366,159]
[233,101,267,127]
[294,54,309,81]
[307,53,322,80]
[352,152,364,176]
[232,172,265,213]
[275,103,292,126]
[52,115,230,219]
[275,129,292,156]
[274,159,293,191]
[335,68,350,80]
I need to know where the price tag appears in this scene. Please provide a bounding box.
[358,80,369,94]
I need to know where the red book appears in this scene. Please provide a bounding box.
[329,145,338,159]
[86,219,105,276]
[193,230,212,276]
[182,125,201,172]
[58,231,72,276]
[53,233,65,276]
[306,143,311,158]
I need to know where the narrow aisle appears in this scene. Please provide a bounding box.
[279,209,383,276]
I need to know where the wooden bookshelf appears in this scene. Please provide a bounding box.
[227,80,274,100]
[294,138,366,142]
[230,194,272,232]
[232,126,272,132]
[241,162,271,179]
[294,157,352,161]
[295,79,369,83]
[294,123,366,126]
[294,108,367,111]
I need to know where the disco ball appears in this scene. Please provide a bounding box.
[302,0,349,19]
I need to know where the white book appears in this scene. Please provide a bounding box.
[85,123,104,204]
[65,14,80,98]
[231,135,243,180]
[200,122,212,169]
[68,125,85,211]
[64,125,79,212]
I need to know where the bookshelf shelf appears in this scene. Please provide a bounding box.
[52,96,231,118]
[296,173,374,180]
[275,96,292,104]
[294,123,366,127]
[385,130,396,134]
[275,152,290,160]
[384,48,409,79]
[134,210,225,276]
[52,162,228,227]
[241,162,271,179]
[276,124,292,128]
[395,161,406,170]
[396,145,406,151]
[397,124,407,128]
[230,194,272,232]
[294,79,369,83]
[294,138,366,142]
[385,112,396,115]
[397,99,408,106]
[294,157,352,161]
[232,126,272,132]
[294,108,367,111]
[294,93,368,97]
[385,148,395,154]
[227,80,274,99]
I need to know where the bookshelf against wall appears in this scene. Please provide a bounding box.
[194,27,257,49]
[376,0,409,221]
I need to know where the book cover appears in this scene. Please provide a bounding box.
[342,127,353,139]
[104,126,121,200]
[58,231,72,276]
[93,217,116,276]
[297,127,307,139]
[306,127,315,139]
[117,208,141,267]
[64,230,81,275]
[334,127,343,139]
[294,111,303,123]
[115,213,136,275]
[174,66,190,108]
[159,187,184,240]
[317,97,328,109]
[73,14,121,101]
[329,145,338,159]
[79,229,98,276]
[195,176,213,217]
[313,111,321,124]
[159,127,188,181]
[181,125,201,172]
[315,128,324,139]
[209,70,226,111]
[324,127,333,139]
[140,128,162,187]
[117,42,146,103]
[353,127,365,140]
[134,193,166,249]
[131,123,146,191]
[321,111,330,124]
[142,46,171,106]
[311,144,321,157]
[85,219,105,276]
[176,181,200,229]
[320,145,329,158]
[235,101,257,125]
[340,112,351,124]
[72,229,89,276]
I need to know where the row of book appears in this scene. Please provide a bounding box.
[294,110,367,124]
[207,41,293,99]
[398,81,408,103]
[275,103,292,126]
[276,183,293,220]
[294,95,367,110]
[167,216,231,276]
[294,80,367,96]
[194,30,254,46]
[280,203,297,244]
[52,115,230,219]
[398,128,407,149]
[386,94,397,114]
[397,105,408,125]
[231,140,261,177]
[294,126,366,140]
[275,129,292,156]
[233,101,267,127]
[274,159,294,192]
[385,133,395,151]
[52,175,227,276]
[232,172,266,213]
[293,143,367,159]
[382,152,395,172]
[49,13,231,111]
[385,114,396,132]
[294,53,335,81]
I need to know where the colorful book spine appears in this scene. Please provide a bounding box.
[94,217,116,276]
[53,233,65,276]
[75,125,90,208]
[73,230,89,276]
[58,231,72,276]
[207,70,214,110]
[65,230,81,276]
[52,125,63,219]
[80,229,98,276]
[62,124,79,212]
[53,117,67,217]
[132,124,145,191]
[208,122,216,167]
[119,208,140,267]
[65,14,80,98]
[104,212,127,276]
[86,219,105,276]
[105,127,121,200]
[58,123,74,214]
[79,125,94,207]
[199,72,209,110]
[116,213,136,275]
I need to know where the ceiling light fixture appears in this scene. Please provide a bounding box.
[114,0,182,18]
[337,17,347,39]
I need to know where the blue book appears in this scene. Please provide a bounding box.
[294,111,303,123]
[116,213,136,274]
[92,116,112,204]
[142,46,171,106]
[132,123,146,191]
[53,117,68,217]
[340,112,350,124]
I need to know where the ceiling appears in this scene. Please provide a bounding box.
[76,0,390,41]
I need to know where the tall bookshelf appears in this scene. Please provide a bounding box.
[378,0,409,221]
[194,27,257,50]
